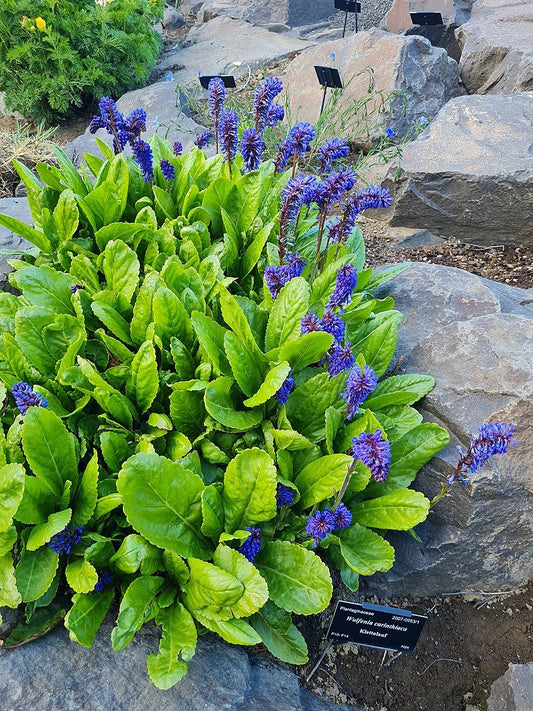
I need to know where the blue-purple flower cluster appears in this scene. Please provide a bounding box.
[450,422,517,486]
[276,483,296,509]
[306,503,352,547]
[241,127,263,172]
[219,110,239,167]
[341,364,378,419]
[48,526,84,555]
[351,430,391,483]
[274,372,295,405]
[238,527,262,562]
[254,77,283,132]
[93,570,113,593]
[11,381,48,415]
[265,252,307,299]
[275,122,315,173]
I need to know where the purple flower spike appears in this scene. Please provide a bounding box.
[301,312,322,334]
[341,364,378,419]
[70,284,85,293]
[93,570,112,593]
[48,526,84,555]
[275,372,295,406]
[241,127,264,172]
[194,130,213,149]
[274,122,315,173]
[328,342,354,377]
[219,110,239,165]
[352,430,391,483]
[328,263,358,310]
[173,140,183,156]
[12,382,48,415]
[450,422,517,486]
[160,159,175,181]
[266,103,285,127]
[208,77,226,119]
[123,108,147,144]
[318,137,350,173]
[306,508,335,547]
[238,527,262,562]
[332,503,352,530]
[321,311,345,344]
[132,140,154,182]
[254,76,283,132]
[276,483,296,509]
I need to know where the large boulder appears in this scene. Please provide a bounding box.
[382,0,474,33]
[156,17,311,83]
[0,197,32,291]
[487,663,533,711]
[63,80,206,165]
[361,262,533,598]
[382,93,533,246]
[456,0,533,94]
[196,0,334,28]
[282,29,462,150]
[0,618,356,711]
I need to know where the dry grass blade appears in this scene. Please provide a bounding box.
[0,123,57,198]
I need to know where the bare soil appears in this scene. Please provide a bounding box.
[294,582,533,710]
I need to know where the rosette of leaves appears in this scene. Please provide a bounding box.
[0,138,448,689]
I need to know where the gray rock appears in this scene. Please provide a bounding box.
[156,17,311,85]
[63,80,206,165]
[382,0,474,32]
[0,197,32,291]
[282,29,462,150]
[383,93,533,246]
[456,0,533,94]
[196,0,335,28]
[389,227,445,250]
[487,663,533,711]
[360,262,533,597]
[0,618,357,711]
[163,6,186,29]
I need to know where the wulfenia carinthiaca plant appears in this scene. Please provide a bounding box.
[0,78,516,689]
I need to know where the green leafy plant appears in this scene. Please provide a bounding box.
[0,83,451,689]
[0,0,164,123]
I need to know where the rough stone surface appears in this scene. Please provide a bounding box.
[0,619,356,711]
[163,6,186,29]
[382,0,474,33]
[487,663,533,711]
[282,29,462,150]
[0,197,32,291]
[196,0,334,28]
[63,80,205,165]
[456,0,533,94]
[383,93,533,246]
[360,262,533,598]
[156,17,311,84]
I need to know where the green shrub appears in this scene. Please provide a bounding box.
[0,86,451,689]
[0,0,164,123]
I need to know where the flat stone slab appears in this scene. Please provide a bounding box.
[197,0,334,28]
[384,92,533,246]
[0,619,357,711]
[0,197,32,291]
[361,262,533,597]
[488,663,533,711]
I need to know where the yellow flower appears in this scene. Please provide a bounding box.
[35,16,46,30]
[20,15,31,27]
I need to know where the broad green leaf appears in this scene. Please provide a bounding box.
[213,544,269,618]
[99,432,131,472]
[364,262,411,291]
[257,541,332,615]
[15,546,59,602]
[352,489,430,530]
[163,551,190,586]
[91,301,134,345]
[241,221,274,276]
[256,599,291,634]
[252,616,308,664]
[169,390,205,439]
[93,493,122,519]
[286,372,348,442]
[337,523,395,575]
[191,312,231,376]
[223,448,277,533]
[101,240,140,301]
[109,534,158,574]
[201,485,224,539]
[65,558,98,593]
[350,311,403,377]
[17,266,75,315]
[15,307,57,374]
[126,341,159,413]
[170,338,196,380]
[325,406,343,455]
[294,454,352,509]
[147,603,197,689]
[27,509,72,551]
[22,407,78,497]
[130,271,159,345]
[219,289,263,357]
[204,377,263,430]
[272,429,314,451]
[0,213,51,252]
[118,453,212,560]
[364,374,435,411]
[365,423,450,497]
[183,558,243,620]
[13,476,55,525]
[243,361,291,408]
[223,331,263,398]
[335,409,386,452]
[72,450,99,526]
[0,463,25,531]
[265,277,311,351]
[192,609,261,646]
[3,603,65,647]
[112,576,165,651]
[373,405,423,441]
[65,587,114,647]
[53,189,79,243]
[0,527,21,607]
[311,254,358,303]
[153,287,193,348]
[273,332,334,372]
